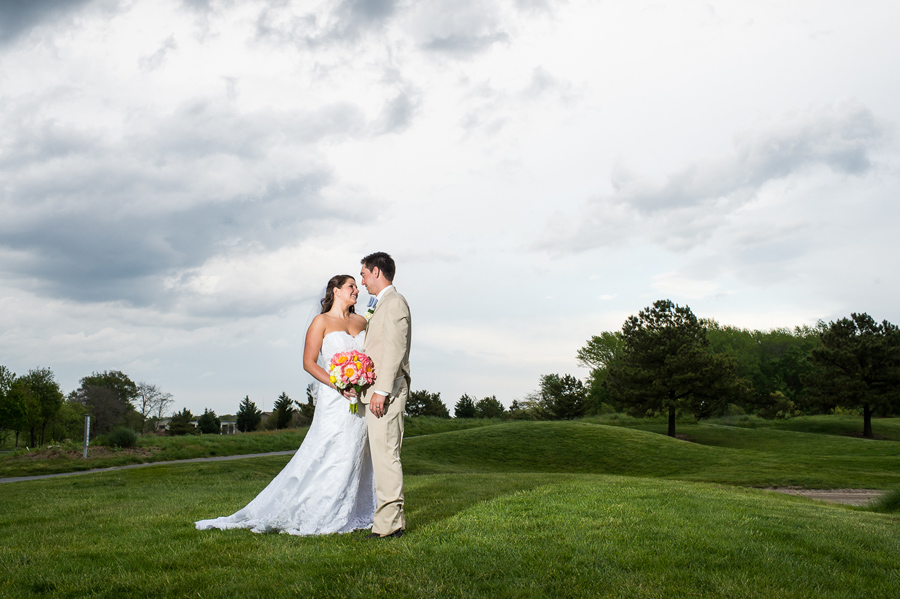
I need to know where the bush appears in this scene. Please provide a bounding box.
[108,427,138,449]
[91,434,110,447]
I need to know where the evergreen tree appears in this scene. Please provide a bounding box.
[608,299,744,437]
[273,392,295,429]
[474,395,505,418]
[236,396,262,432]
[454,394,476,418]
[167,408,198,436]
[809,313,900,438]
[538,374,587,420]
[295,386,316,425]
[407,390,451,418]
[196,408,221,434]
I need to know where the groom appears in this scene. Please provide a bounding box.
[359,252,411,539]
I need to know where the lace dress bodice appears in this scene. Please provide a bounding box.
[195,330,375,536]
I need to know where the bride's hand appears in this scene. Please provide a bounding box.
[341,388,357,400]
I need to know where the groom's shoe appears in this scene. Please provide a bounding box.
[365,529,404,540]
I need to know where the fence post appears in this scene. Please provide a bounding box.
[83,415,90,459]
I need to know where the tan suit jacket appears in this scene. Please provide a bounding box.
[361,286,411,403]
[361,285,411,535]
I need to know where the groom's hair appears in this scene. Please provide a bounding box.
[361,252,395,282]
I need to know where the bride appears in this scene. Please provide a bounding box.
[195,275,376,535]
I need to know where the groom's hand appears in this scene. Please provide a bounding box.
[369,393,386,418]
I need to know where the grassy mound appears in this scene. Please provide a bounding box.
[403,420,900,488]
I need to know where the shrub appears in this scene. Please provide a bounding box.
[91,434,110,447]
[108,427,138,449]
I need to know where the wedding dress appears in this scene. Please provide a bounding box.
[195,331,376,535]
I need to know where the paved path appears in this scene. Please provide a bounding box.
[0,451,295,484]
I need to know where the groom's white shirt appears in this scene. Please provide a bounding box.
[370,284,393,397]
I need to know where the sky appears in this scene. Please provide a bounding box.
[2,0,899,415]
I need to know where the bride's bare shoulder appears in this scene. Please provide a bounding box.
[348,313,367,333]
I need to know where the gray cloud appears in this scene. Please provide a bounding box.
[0,0,93,45]
[372,86,421,134]
[255,0,398,47]
[424,31,510,55]
[540,101,889,253]
[0,96,372,309]
[139,35,178,72]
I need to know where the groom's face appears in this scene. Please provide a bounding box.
[360,266,378,294]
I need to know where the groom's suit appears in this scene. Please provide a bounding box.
[361,285,411,535]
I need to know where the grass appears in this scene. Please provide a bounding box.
[403,420,900,488]
[2,416,900,597]
[0,417,499,478]
[2,463,899,598]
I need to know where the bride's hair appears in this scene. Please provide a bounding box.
[320,275,357,314]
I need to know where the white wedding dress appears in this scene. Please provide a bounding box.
[195,331,376,535]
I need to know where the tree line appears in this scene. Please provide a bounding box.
[406,300,900,441]
[578,300,900,438]
[0,367,176,447]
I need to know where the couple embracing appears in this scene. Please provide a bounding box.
[196,252,411,539]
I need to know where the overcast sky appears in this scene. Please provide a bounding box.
[2,0,899,415]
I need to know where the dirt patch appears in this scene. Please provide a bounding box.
[765,487,886,507]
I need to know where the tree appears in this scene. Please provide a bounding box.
[236,396,262,432]
[474,395,505,419]
[505,394,547,420]
[135,382,173,433]
[406,390,451,418]
[72,386,127,438]
[295,387,316,426]
[608,299,744,437]
[0,366,28,447]
[196,409,221,434]
[273,392,295,429]
[577,332,626,415]
[18,368,64,446]
[72,371,140,436]
[809,313,900,438]
[538,374,587,420]
[705,321,823,415]
[167,408,198,436]
[454,394,476,418]
[577,331,625,372]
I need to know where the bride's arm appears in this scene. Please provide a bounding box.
[303,316,338,388]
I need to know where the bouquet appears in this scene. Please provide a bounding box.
[328,350,376,413]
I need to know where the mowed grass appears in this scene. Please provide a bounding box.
[2,462,900,599]
[2,417,900,597]
[404,420,900,488]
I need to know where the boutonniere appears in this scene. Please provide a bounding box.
[364,297,378,322]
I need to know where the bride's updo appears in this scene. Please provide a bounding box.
[320,275,357,314]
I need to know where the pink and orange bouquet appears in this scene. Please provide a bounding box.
[328,350,376,413]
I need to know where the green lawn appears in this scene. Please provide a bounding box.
[1,417,899,598]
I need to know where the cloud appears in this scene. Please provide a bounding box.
[0,0,93,45]
[139,35,178,72]
[540,100,890,254]
[0,95,374,310]
[372,85,421,134]
[410,0,510,57]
